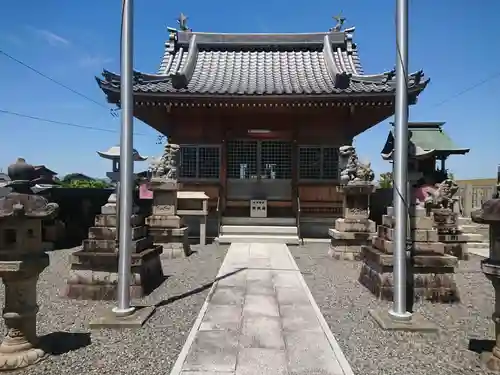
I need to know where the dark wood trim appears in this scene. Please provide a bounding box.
[220,114,228,212]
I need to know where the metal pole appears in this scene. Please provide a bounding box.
[113,0,135,317]
[389,0,412,321]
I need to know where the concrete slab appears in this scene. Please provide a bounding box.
[236,348,288,375]
[182,331,239,372]
[199,304,243,332]
[243,294,280,317]
[89,305,155,329]
[169,242,354,375]
[240,316,285,349]
[284,331,344,375]
[210,286,245,306]
[369,308,439,332]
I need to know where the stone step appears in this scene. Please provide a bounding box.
[221,216,296,226]
[221,225,298,235]
[216,234,300,245]
[467,242,490,249]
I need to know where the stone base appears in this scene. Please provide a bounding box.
[334,218,376,233]
[442,241,469,260]
[328,228,375,260]
[0,347,47,371]
[89,305,156,329]
[66,246,165,300]
[359,246,460,303]
[149,227,191,259]
[146,215,183,229]
[369,308,438,332]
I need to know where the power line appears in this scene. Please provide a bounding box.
[0,109,148,137]
[433,70,500,108]
[0,49,118,117]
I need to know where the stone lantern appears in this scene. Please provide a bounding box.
[471,198,500,371]
[0,158,58,370]
[97,145,148,214]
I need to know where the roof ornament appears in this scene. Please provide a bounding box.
[331,13,346,32]
[177,13,190,32]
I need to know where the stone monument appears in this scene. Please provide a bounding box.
[0,158,58,370]
[65,148,165,300]
[359,178,461,303]
[329,145,377,260]
[146,143,191,258]
[471,198,500,371]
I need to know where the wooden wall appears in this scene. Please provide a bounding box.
[134,103,393,217]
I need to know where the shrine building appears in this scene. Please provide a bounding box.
[97,18,429,238]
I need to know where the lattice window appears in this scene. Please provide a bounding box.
[298,146,339,180]
[298,147,321,179]
[260,141,292,179]
[227,140,258,179]
[322,147,339,179]
[179,145,220,180]
[179,146,197,178]
[199,147,220,179]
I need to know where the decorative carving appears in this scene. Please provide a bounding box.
[177,13,189,31]
[339,145,375,185]
[424,179,459,211]
[149,144,180,181]
[331,14,346,32]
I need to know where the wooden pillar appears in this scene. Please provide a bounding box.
[220,126,227,213]
[292,126,299,213]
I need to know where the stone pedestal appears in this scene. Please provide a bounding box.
[471,199,500,372]
[329,183,376,260]
[146,178,191,259]
[0,259,49,370]
[359,205,460,303]
[66,205,164,301]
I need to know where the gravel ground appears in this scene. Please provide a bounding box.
[291,243,496,375]
[3,244,228,375]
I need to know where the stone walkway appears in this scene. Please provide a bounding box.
[169,243,354,375]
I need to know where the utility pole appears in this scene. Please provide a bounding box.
[113,0,135,317]
[389,0,411,322]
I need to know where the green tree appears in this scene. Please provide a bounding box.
[378,172,393,188]
[59,174,111,189]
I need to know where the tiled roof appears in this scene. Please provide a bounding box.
[381,122,470,160]
[97,27,429,99]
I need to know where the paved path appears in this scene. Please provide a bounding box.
[468,247,488,258]
[169,243,354,375]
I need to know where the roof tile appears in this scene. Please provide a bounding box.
[97,29,429,98]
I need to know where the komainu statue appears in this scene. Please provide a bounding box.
[149,143,180,180]
[424,178,459,211]
[339,145,375,185]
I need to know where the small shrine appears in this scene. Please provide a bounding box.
[146,143,191,258]
[380,121,480,259]
[0,158,58,370]
[328,145,377,260]
[359,121,473,302]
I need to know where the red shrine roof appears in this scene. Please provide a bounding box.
[97,25,429,102]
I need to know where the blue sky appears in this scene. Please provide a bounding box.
[1,0,499,179]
